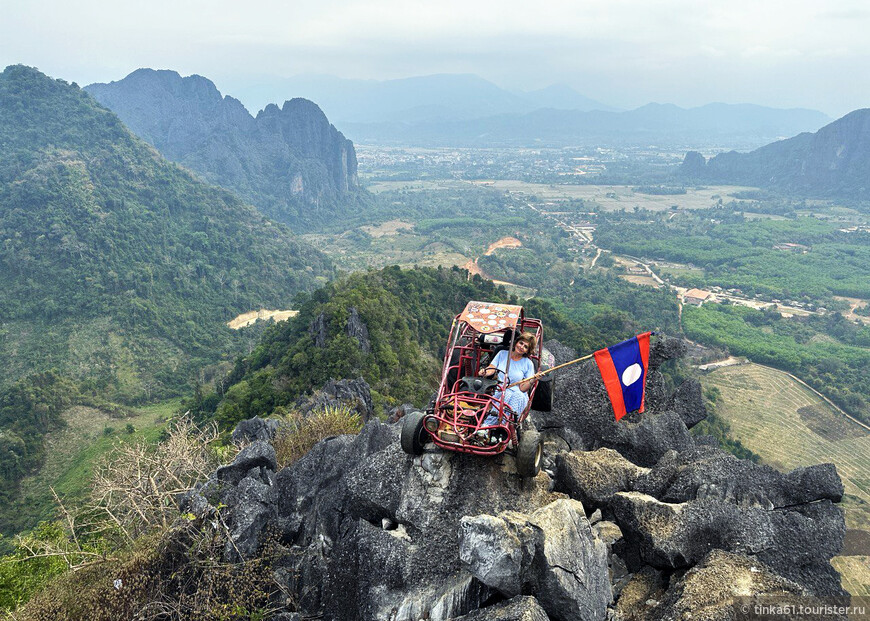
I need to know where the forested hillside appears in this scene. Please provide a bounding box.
[0,65,333,397]
[210,266,514,426]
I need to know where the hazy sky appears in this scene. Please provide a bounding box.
[2,0,868,117]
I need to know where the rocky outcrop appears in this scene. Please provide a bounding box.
[459,499,612,621]
[293,377,375,421]
[610,492,845,596]
[346,306,371,353]
[86,69,361,229]
[634,446,844,508]
[181,337,847,620]
[231,416,280,445]
[639,550,810,621]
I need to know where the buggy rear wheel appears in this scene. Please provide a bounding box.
[400,410,428,455]
[516,429,543,478]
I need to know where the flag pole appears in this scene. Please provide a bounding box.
[504,331,656,390]
[504,352,595,389]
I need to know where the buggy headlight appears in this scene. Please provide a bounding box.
[424,416,439,432]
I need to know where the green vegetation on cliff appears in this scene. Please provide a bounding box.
[0,65,334,538]
[212,266,517,427]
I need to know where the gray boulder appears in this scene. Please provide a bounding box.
[459,512,539,597]
[636,446,844,508]
[451,596,551,620]
[554,448,648,510]
[232,416,280,445]
[610,492,846,596]
[531,499,612,621]
[215,441,277,486]
[223,475,276,561]
[664,379,707,429]
[460,499,611,621]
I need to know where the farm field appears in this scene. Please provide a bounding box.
[701,363,870,596]
[485,181,759,211]
[365,180,760,212]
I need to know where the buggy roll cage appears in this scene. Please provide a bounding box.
[427,302,543,454]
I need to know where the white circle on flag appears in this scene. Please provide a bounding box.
[621,363,643,386]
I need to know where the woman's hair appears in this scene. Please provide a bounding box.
[516,332,536,356]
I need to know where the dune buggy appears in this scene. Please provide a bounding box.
[400,301,552,477]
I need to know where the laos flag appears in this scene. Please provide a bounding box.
[594,332,651,421]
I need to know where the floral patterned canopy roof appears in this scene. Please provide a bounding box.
[458,301,524,333]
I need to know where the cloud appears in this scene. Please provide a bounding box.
[2,0,868,117]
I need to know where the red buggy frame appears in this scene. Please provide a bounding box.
[400,301,548,477]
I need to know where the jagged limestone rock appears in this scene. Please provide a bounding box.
[530,499,612,621]
[311,311,328,348]
[215,441,277,486]
[664,379,707,429]
[294,377,375,421]
[459,512,540,597]
[611,565,667,621]
[645,550,809,621]
[451,595,551,620]
[459,500,611,621]
[232,416,280,445]
[346,306,371,353]
[555,448,649,510]
[635,446,843,508]
[610,492,846,597]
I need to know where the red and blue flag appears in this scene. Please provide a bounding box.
[594,332,651,421]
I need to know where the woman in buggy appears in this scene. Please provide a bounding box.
[479,331,537,433]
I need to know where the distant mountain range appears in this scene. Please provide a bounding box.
[233,74,830,149]
[680,108,870,198]
[231,73,618,124]
[86,69,364,230]
[338,102,830,149]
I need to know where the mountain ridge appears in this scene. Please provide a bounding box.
[680,108,870,198]
[85,69,361,230]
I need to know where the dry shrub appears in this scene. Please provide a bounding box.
[273,405,363,467]
[89,416,225,543]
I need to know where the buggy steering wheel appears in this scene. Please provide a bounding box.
[460,375,501,395]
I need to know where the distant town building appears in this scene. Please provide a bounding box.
[684,288,713,306]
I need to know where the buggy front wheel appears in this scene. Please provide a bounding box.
[401,410,428,455]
